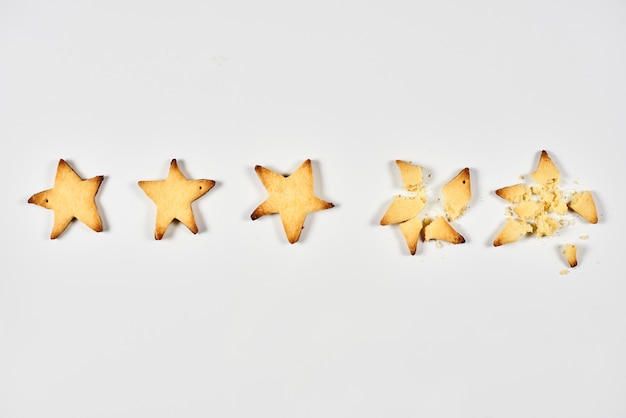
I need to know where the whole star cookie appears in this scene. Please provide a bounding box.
[251,159,334,244]
[28,159,104,239]
[138,159,215,240]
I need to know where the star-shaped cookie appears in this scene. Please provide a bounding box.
[138,159,215,240]
[28,159,104,239]
[251,159,334,244]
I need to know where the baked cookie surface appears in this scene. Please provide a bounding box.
[568,191,598,224]
[424,216,465,244]
[493,219,533,247]
[251,159,334,244]
[564,243,578,268]
[28,159,104,239]
[139,159,215,240]
[442,167,471,221]
[530,150,560,187]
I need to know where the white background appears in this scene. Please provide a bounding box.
[1,1,625,417]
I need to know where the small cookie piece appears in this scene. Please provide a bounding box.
[28,159,104,239]
[530,150,560,187]
[568,191,598,224]
[138,159,215,240]
[395,160,423,192]
[493,219,533,247]
[564,243,578,267]
[251,159,334,244]
[380,195,427,226]
[398,216,423,255]
[442,167,471,221]
[495,184,532,204]
[423,216,465,244]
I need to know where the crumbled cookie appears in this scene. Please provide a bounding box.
[493,150,599,269]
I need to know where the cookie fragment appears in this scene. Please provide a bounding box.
[398,216,423,255]
[380,195,427,226]
[568,191,598,224]
[28,159,104,239]
[530,150,560,187]
[495,184,532,204]
[442,167,471,221]
[395,160,423,192]
[493,219,533,247]
[423,216,465,244]
[564,243,578,267]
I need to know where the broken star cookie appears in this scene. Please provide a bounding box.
[380,160,470,255]
[494,150,599,247]
[251,159,334,244]
[138,159,215,240]
[28,159,104,239]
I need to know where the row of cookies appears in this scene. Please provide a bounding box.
[28,158,331,242]
[28,152,598,256]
